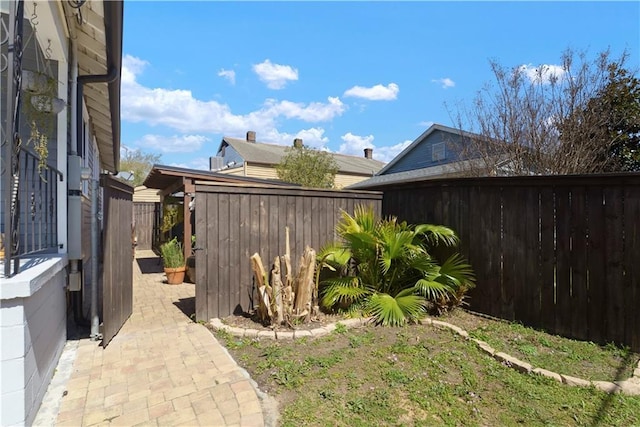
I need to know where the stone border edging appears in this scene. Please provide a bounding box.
[421,317,640,397]
[209,316,640,396]
[209,317,371,340]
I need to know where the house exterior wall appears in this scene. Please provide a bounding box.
[1,3,70,425]
[217,144,244,168]
[133,186,161,203]
[217,162,374,189]
[0,258,68,427]
[217,167,246,176]
[384,129,464,174]
[334,173,374,189]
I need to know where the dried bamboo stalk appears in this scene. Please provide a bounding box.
[251,253,272,321]
[272,256,284,324]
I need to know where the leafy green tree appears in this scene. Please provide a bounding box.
[275,145,339,188]
[119,147,161,187]
[582,64,640,171]
[318,206,475,326]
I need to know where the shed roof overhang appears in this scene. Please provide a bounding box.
[143,164,294,197]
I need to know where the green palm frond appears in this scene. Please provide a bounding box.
[414,224,460,247]
[367,292,425,326]
[320,276,370,308]
[407,253,436,273]
[438,253,476,290]
[352,205,377,232]
[317,244,352,271]
[414,278,452,301]
[344,231,380,249]
[380,230,414,273]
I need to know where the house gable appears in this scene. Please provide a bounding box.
[381,125,471,175]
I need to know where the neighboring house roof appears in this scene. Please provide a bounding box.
[143,164,293,192]
[348,158,480,190]
[62,0,123,173]
[376,123,484,176]
[219,137,385,176]
[349,124,514,190]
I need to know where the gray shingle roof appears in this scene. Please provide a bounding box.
[347,162,466,190]
[222,137,385,176]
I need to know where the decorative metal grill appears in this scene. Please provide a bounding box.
[2,1,61,277]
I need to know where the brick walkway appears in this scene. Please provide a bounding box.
[48,250,268,426]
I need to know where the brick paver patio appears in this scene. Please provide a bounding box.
[49,250,267,426]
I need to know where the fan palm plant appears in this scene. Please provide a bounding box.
[318,205,475,326]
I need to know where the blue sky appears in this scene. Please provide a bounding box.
[121,1,640,169]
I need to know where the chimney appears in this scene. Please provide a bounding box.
[246,131,256,142]
[293,138,303,148]
[364,148,373,159]
[209,156,224,171]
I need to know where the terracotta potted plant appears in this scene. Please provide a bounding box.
[160,237,186,284]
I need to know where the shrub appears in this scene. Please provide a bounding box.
[160,237,185,268]
[318,206,475,326]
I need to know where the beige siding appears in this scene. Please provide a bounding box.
[334,173,374,189]
[217,167,245,176]
[133,186,161,203]
[218,162,373,188]
[245,164,279,180]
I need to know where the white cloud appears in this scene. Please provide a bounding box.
[339,132,375,156]
[431,78,455,89]
[218,69,236,85]
[252,59,299,89]
[337,133,411,163]
[375,140,412,163]
[264,97,345,122]
[418,120,434,128]
[343,83,399,101]
[122,55,148,85]
[137,134,210,153]
[519,64,566,84]
[261,127,330,150]
[121,56,345,139]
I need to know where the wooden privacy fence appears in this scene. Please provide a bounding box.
[133,202,161,250]
[382,173,640,351]
[194,183,383,321]
[100,175,134,347]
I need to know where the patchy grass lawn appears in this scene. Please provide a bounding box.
[215,310,640,427]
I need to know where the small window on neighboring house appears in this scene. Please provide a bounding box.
[432,142,445,161]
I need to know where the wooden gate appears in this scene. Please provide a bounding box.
[101,175,134,347]
[133,202,161,250]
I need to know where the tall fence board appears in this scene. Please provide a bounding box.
[133,202,161,250]
[195,183,383,321]
[381,173,640,351]
[101,175,134,347]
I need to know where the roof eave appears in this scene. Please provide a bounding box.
[103,0,123,173]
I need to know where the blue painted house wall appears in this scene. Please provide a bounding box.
[217,143,245,167]
[383,129,467,174]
